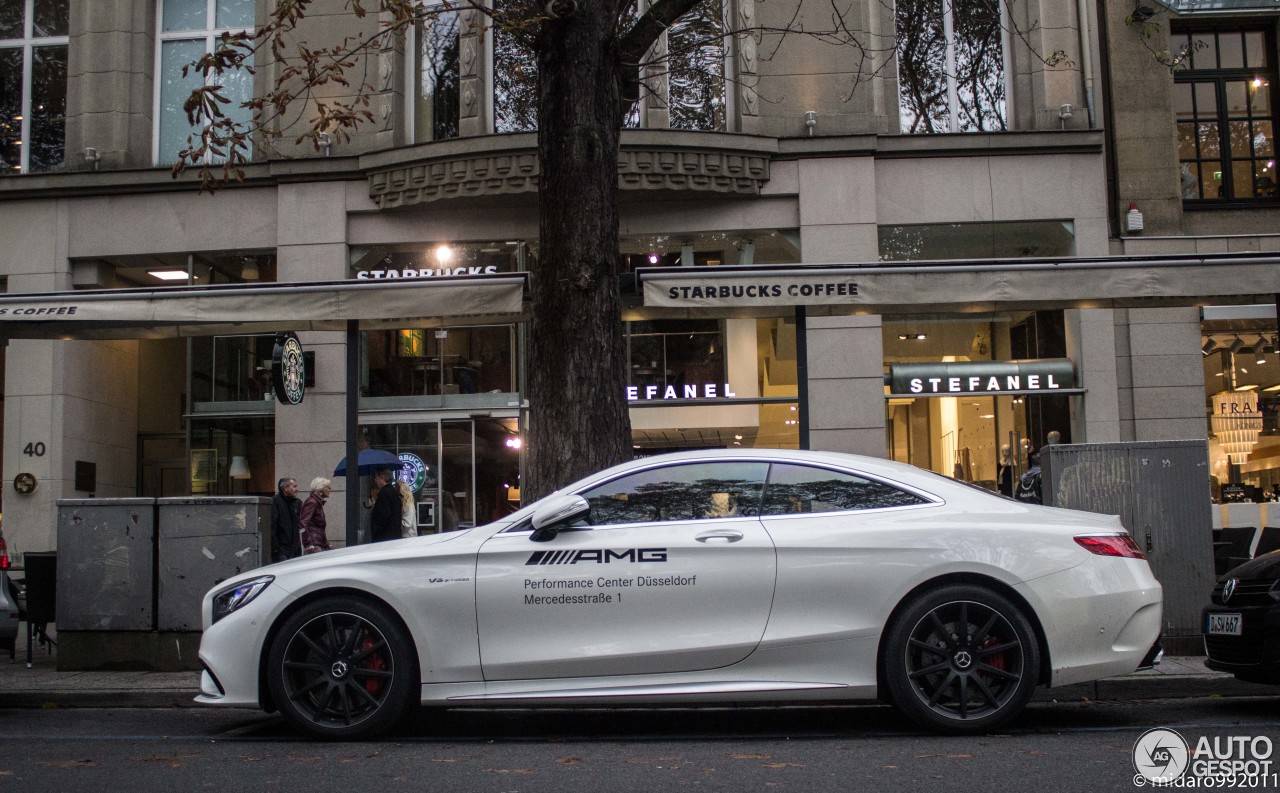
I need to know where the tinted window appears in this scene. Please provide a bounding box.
[581,462,768,526]
[761,464,927,515]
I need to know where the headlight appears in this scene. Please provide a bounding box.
[211,575,274,624]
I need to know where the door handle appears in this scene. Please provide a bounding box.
[695,529,744,543]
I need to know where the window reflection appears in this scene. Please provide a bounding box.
[627,320,725,396]
[896,0,1006,133]
[582,462,768,525]
[1174,28,1277,201]
[1,0,66,175]
[494,5,537,133]
[414,6,460,142]
[761,464,927,515]
[667,0,727,132]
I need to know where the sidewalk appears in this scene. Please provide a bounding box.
[1,634,1275,709]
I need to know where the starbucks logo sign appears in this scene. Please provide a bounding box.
[272,332,306,405]
[398,452,428,493]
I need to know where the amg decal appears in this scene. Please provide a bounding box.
[525,548,668,565]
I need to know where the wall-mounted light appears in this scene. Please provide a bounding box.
[317,131,332,156]
[83,147,101,170]
[804,110,817,137]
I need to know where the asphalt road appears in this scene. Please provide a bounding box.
[0,697,1277,792]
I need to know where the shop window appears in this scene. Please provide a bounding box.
[155,0,254,165]
[0,0,67,175]
[363,325,516,399]
[581,461,769,526]
[878,221,1074,261]
[190,415,275,496]
[627,319,725,396]
[1174,28,1277,202]
[895,0,1007,133]
[761,464,927,515]
[191,333,278,404]
[411,3,460,143]
[1201,317,1279,502]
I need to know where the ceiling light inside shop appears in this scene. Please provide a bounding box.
[1202,338,1219,355]
[898,333,927,340]
[433,245,454,264]
[1235,384,1259,391]
[148,270,190,281]
[1228,336,1245,354]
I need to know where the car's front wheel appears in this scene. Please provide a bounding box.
[883,584,1040,734]
[266,596,417,739]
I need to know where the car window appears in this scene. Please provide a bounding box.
[761,463,927,515]
[580,462,769,526]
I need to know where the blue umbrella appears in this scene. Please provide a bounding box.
[333,449,406,477]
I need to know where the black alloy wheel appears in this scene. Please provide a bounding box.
[267,596,417,739]
[884,584,1040,734]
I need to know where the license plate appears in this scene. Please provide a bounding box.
[1207,613,1242,636]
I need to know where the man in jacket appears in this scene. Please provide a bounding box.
[271,477,302,562]
[370,469,402,543]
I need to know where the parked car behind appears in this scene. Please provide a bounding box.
[1203,551,1280,685]
[0,526,18,658]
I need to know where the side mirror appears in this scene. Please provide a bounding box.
[529,494,590,542]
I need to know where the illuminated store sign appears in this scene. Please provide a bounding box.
[356,266,500,280]
[886,360,1076,395]
[627,383,737,401]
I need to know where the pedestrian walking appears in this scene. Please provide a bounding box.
[398,480,417,538]
[270,477,302,562]
[300,477,332,554]
[369,469,401,542]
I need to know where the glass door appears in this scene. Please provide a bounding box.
[363,416,521,537]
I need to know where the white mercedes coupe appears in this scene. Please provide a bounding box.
[196,449,1163,738]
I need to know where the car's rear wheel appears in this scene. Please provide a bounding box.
[267,596,417,739]
[884,584,1039,734]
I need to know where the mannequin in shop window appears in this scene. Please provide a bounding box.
[997,444,1015,497]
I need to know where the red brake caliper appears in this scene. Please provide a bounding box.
[360,633,386,695]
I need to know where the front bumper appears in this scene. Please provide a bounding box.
[1202,603,1280,684]
[195,580,295,707]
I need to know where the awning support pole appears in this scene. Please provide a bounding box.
[796,305,810,450]
[345,319,360,547]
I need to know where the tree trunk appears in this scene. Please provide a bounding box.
[526,5,633,499]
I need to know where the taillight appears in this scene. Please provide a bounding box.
[1075,533,1145,559]
[0,537,8,569]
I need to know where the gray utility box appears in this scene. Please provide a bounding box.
[56,498,157,631]
[1042,440,1215,650]
[157,497,271,631]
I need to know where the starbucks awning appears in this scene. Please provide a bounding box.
[0,274,528,340]
[638,253,1280,315]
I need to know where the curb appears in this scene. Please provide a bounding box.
[2,678,1276,710]
[0,690,200,709]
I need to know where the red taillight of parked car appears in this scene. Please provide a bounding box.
[0,537,8,569]
[1074,534,1145,559]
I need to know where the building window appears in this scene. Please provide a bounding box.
[0,0,67,175]
[1174,28,1276,202]
[493,4,537,133]
[666,0,728,131]
[895,0,1008,133]
[410,4,459,143]
[155,0,255,165]
[491,0,729,133]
